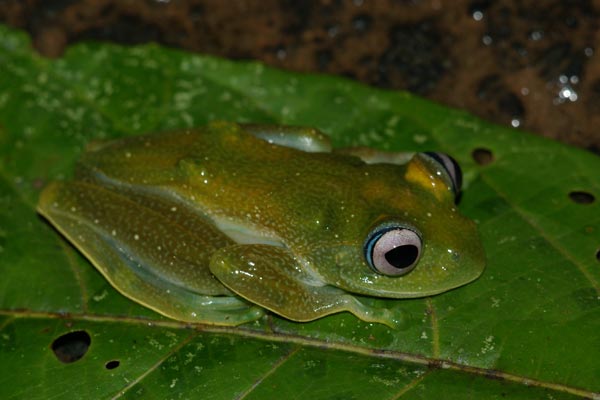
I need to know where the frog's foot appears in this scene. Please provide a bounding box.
[345,298,405,329]
[38,181,264,326]
[209,244,403,328]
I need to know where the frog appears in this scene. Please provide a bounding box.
[37,120,485,327]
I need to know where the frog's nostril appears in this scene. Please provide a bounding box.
[451,251,460,262]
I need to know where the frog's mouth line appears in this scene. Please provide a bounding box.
[335,251,484,299]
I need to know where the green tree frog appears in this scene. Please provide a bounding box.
[38,121,485,327]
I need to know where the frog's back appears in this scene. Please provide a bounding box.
[76,127,213,184]
[78,121,357,189]
[177,122,382,240]
[77,121,403,245]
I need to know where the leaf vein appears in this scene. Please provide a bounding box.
[235,346,301,400]
[481,173,600,295]
[1,309,597,399]
[109,331,199,400]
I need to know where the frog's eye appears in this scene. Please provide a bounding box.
[364,227,422,276]
[423,152,463,201]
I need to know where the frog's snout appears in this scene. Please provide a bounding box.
[422,152,463,203]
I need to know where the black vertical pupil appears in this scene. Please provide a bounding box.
[385,245,419,269]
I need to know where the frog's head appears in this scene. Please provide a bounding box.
[313,152,485,298]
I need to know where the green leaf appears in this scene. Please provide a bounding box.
[0,25,598,399]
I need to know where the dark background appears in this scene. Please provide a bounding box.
[2,0,599,153]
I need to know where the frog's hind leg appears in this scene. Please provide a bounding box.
[37,181,264,326]
[240,123,332,153]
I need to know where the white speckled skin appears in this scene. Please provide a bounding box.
[38,121,484,327]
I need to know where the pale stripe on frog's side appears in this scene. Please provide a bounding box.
[37,121,485,328]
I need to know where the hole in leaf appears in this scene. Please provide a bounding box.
[51,330,91,363]
[472,148,494,165]
[105,360,120,370]
[568,191,595,204]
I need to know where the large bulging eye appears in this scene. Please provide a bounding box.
[423,152,463,202]
[364,226,422,276]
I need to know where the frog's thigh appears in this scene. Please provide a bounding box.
[210,245,400,326]
[240,124,332,153]
[38,181,264,325]
[335,147,414,165]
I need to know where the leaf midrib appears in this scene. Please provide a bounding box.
[0,308,596,399]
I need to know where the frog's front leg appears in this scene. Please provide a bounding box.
[209,245,402,328]
[240,124,332,153]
